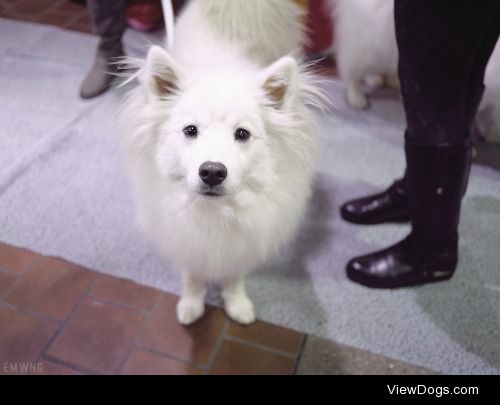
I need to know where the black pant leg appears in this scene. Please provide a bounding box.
[464,10,500,127]
[394,0,500,145]
[87,0,128,54]
[467,10,500,90]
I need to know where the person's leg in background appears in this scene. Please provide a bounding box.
[339,1,500,227]
[345,0,500,288]
[463,10,500,141]
[80,0,127,99]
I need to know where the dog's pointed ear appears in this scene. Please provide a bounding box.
[142,45,182,97]
[259,56,298,109]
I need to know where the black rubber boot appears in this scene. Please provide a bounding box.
[340,84,485,226]
[346,138,472,288]
[340,177,410,225]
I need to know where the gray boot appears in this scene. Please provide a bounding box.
[80,49,124,99]
[80,0,127,99]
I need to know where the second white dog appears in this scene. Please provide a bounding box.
[332,0,398,109]
[121,0,324,325]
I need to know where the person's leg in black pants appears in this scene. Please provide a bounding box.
[340,1,500,226]
[344,0,500,288]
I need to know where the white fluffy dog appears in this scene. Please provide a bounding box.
[332,0,399,108]
[120,0,324,325]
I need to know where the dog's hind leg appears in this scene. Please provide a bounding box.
[338,55,369,109]
[385,73,401,90]
[346,80,369,109]
[176,272,206,325]
[364,74,384,89]
[222,276,255,325]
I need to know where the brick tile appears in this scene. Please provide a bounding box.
[120,347,202,375]
[52,0,87,15]
[33,359,81,375]
[65,19,92,33]
[0,10,34,22]
[139,294,226,366]
[0,306,58,374]
[0,0,15,8]
[35,10,78,27]
[227,320,304,355]
[209,339,296,375]
[0,243,40,274]
[0,271,18,297]
[1,0,85,24]
[47,298,145,374]
[90,274,160,312]
[73,10,91,24]
[11,0,54,16]
[4,257,96,321]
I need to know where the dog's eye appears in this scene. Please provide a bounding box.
[183,125,198,138]
[234,128,251,142]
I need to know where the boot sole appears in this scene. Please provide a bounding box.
[340,210,411,225]
[346,268,454,289]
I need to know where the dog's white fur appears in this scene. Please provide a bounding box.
[331,0,398,109]
[478,40,500,144]
[120,0,324,325]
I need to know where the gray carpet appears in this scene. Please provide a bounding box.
[1,18,499,374]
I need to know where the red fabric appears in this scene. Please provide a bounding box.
[126,0,163,32]
[304,0,334,56]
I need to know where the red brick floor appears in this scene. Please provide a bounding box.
[0,0,92,33]
[0,242,305,375]
[0,241,434,376]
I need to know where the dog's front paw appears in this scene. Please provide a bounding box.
[176,298,205,325]
[225,296,256,325]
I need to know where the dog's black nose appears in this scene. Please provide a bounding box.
[199,162,227,187]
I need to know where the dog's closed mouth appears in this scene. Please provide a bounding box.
[198,188,224,198]
[202,191,222,197]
